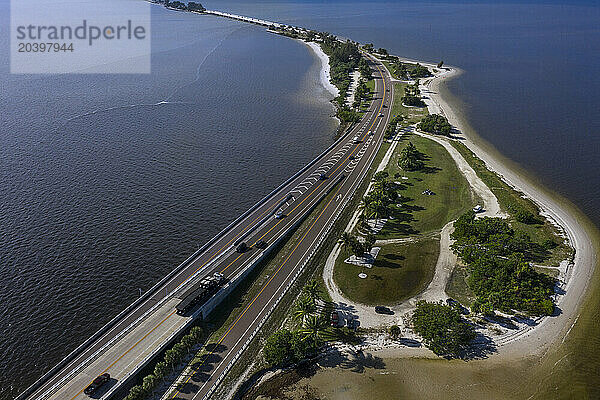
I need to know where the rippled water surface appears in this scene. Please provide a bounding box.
[2,0,600,398]
[0,3,338,397]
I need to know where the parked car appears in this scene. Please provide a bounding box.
[331,311,339,327]
[374,306,393,315]
[84,373,110,396]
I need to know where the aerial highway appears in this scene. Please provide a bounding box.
[19,54,392,400]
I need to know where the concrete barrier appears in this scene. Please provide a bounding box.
[17,124,353,400]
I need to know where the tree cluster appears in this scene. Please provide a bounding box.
[124,326,203,400]
[417,114,452,136]
[384,114,404,139]
[359,171,399,227]
[337,107,362,123]
[263,281,356,367]
[398,142,425,171]
[358,57,372,80]
[339,231,376,258]
[320,36,361,106]
[409,63,432,78]
[411,301,476,358]
[163,1,205,11]
[451,212,556,316]
[352,79,372,110]
[402,81,425,107]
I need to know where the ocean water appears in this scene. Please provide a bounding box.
[0,2,338,398]
[2,0,600,398]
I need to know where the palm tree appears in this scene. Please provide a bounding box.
[294,295,316,324]
[338,232,354,254]
[154,361,169,383]
[299,315,328,347]
[164,349,178,371]
[182,334,195,352]
[303,280,322,304]
[142,374,157,397]
[189,326,203,342]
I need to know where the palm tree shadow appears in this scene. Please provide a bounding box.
[318,348,386,373]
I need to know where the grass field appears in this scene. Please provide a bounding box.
[373,134,477,238]
[333,237,439,305]
[390,82,428,125]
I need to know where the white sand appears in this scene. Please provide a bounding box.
[304,42,340,98]
[322,58,595,360]
[413,65,595,358]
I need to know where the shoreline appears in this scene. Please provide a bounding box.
[302,41,340,98]
[408,63,596,359]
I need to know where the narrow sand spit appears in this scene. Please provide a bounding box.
[321,59,594,360]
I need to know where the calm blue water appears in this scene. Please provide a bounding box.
[2,1,600,398]
[0,3,337,398]
[211,0,600,222]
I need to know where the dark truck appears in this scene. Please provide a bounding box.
[175,272,225,316]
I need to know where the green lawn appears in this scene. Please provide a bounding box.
[390,82,428,125]
[445,265,476,307]
[451,141,573,266]
[333,238,440,305]
[373,134,477,238]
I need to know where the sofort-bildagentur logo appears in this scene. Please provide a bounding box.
[11,0,151,74]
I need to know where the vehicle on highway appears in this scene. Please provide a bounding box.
[378,113,384,117]
[236,242,248,253]
[84,373,110,396]
[353,136,361,144]
[255,240,267,249]
[274,211,285,219]
[349,155,356,160]
[368,130,373,135]
[331,311,339,327]
[319,173,328,180]
[175,272,225,316]
[374,306,393,315]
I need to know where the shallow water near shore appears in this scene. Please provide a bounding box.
[2,1,600,399]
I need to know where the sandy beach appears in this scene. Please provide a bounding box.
[421,65,596,359]
[304,41,340,98]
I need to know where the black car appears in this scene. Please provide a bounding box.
[255,240,267,249]
[349,155,356,160]
[374,306,393,315]
[236,242,248,253]
[84,373,110,395]
[319,173,328,180]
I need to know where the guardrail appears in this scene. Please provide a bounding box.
[202,75,390,400]
[202,155,376,400]
[16,123,356,400]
